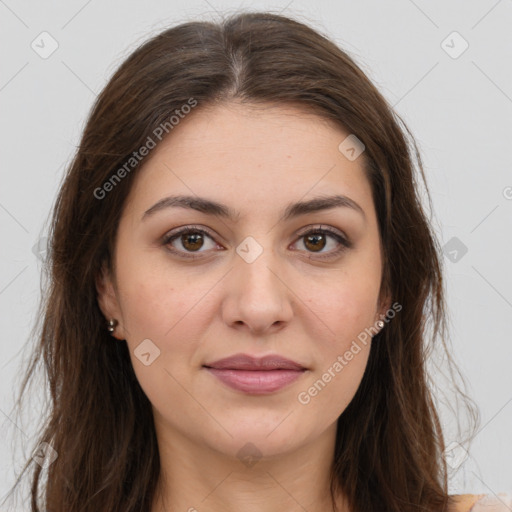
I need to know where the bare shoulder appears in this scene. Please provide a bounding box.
[449,494,484,512]
[450,493,512,512]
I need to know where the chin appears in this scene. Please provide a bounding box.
[205,416,312,459]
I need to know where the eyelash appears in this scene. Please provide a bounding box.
[161,224,352,261]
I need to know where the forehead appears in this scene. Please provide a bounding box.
[123,102,374,222]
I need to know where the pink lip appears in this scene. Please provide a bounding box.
[203,353,307,394]
[204,353,306,371]
[205,368,305,394]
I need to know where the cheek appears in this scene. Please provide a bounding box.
[296,338,371,432]
[293,266,378,415]
[116,259,207,342]
[116,270,202,411]
[115,262,213,388]
[300,268,381,342]
[297,321,372,426]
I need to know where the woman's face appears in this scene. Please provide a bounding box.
[97,102,389,460]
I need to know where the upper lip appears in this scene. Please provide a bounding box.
[204,353,306,371]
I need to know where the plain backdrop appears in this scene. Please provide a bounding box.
[1,0,511,507]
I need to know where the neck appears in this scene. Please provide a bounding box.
[150,419,349,512]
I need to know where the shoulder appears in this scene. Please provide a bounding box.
[450,494,485,512]
[450,493,512,512]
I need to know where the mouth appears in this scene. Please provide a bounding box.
[203,367,306,394]
[202,353,308,394]
[203,353,306,371]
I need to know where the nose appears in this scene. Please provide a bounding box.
[221,245,294,336]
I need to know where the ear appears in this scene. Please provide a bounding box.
[375,288,394,333]
[95,261,126,340]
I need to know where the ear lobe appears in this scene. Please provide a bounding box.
[95,263,125,340]
[376,290,393,327]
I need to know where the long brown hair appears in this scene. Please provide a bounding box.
[3,10,478,512]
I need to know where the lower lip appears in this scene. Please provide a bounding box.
[204,367,305,394]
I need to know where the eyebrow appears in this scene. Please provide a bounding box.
[142,193,366,223]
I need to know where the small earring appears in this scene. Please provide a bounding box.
[107,319,118,333]
[377,320,385,329]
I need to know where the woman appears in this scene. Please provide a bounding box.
[3,10,509,512]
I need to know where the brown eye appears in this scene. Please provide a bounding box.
[162,225,352,261]
[162,226,220,259]
[180,232,205,251]
[303,232,327,252]
[294,226,352,259]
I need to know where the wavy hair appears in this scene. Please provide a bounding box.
[3,10,478,512]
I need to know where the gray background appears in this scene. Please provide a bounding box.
[1,0,511,508]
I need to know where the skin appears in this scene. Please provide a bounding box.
[96,101,391,512]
